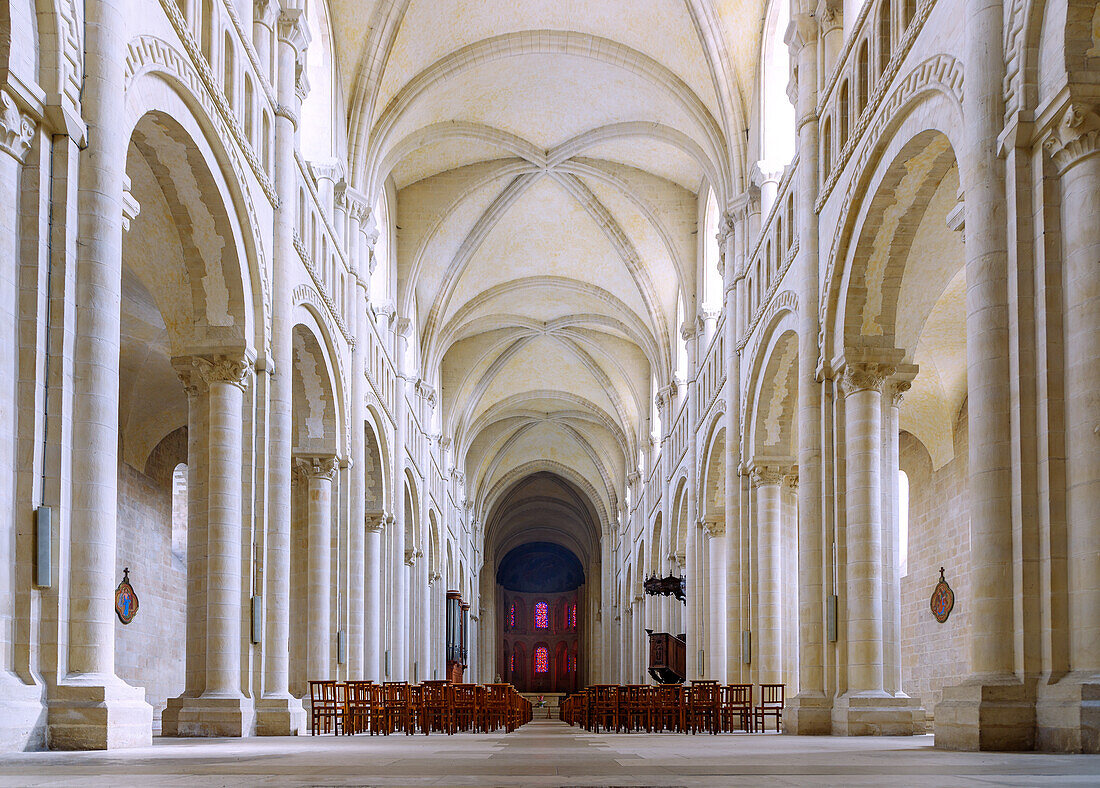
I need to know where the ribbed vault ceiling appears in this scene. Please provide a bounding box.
[327,0,768,534]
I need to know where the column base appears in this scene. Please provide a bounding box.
[162,693,256,737]
[1035,673,1100,753]
[48,674,153,750]
[831,692,924,736]
[0,673,45,751]
[934,679,1035,751]
[254,693,306,736]
[783,692,833,734]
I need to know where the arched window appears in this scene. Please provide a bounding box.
[534,645,549,674]
[701,188,723,314]
[567,603,577,630]
[899,470,910,576]
[534,601,549,629]
[760,0,795,165]
[301,0,337,161]
[509,601,516,629]
[171,463,188,563]
[675,294,688,385]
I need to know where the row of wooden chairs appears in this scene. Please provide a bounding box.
[560,682,784,734]
[308,680,532,735]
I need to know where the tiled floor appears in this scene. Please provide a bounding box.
[2,720,1098,787]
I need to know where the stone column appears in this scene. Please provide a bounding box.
[0,86,41,750]
[1044,104,1100,751]
[720,209,745,681]
[784,9,830,734]
[935,0,1030,751]
[255,6,308,736]
[297,455,337,684]
[752,465,785,685]
[364,513,386,681]
[834,362,919,734]
[816,0,843,77]
[882,380,909,696]
[345,199,367,680]
[416,546,430,681]
[751,161,785,217]
[705,521,727,680]
[50,0,153,749]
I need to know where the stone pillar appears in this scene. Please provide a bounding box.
[49,0,154,749]
[0,86,42,751]
[720,209,745,681]
[416,547,430,681]
[364,513,386,682]
[834,362,919,735]
[752,465,785,684]
[882,380,909,696]
[751,161,785,217]
[165,355,255,736]
[816,0,843,77]
[1042,104,1100,752]
[297,455,336,686]
[255,6,309,736]
[784,8,831,734]
[345,199,367,680]
[935,0,1031,750]
[705,521,728,680]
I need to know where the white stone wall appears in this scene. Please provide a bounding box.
[899,405,971,729]
[114,431,188,734]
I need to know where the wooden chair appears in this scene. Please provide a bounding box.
[755,683,785,732]
[687,681,721,735]
[721,684,754,732]
[654,684,684,732]
[591,684,620,733]
[419,680,452,734]
[474,684,490,731]
[623,685,654,732]
[308,680,343,735]
[485,684,512,732]
[344,680,375,734]
[382,681,413,735]
[452,684,478,732]
[366,682,386,735]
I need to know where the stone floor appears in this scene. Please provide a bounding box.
[3,720,1099,787]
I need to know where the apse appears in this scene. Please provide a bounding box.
[496,542,585,594]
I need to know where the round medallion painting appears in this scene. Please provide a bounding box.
[114,567,139,625]
[929,567,954,623]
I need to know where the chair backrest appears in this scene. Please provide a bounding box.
[453,684,476,708]
[309,680,337,705]
[723,683,752,706]
[346,681,373,704]
[383,681,410,705]
[761,683,785,707]
[422,681,447,706]
[690,680,719,705]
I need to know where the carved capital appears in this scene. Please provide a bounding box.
[365,510,386,532]
[253,0,278,26]
[172,359,205,398]
[816,0,843,33]
[887,379,911,407]
[840,361,895,395]
[0,89,34,163]
[276,8,311,53]
[655,381,678,411]
[751,160,785,188]
[1044,103,1100,173]
[784,471,800,491]
[295,453,338,481]
[750,464,786,488]
[626,470,641,487]
[785,12,820,53]
[194,354,254,390]
[702,518,725,537]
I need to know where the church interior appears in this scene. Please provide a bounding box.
[1,0,1099,781]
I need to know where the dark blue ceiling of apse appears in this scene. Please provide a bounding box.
[496,542,585,593]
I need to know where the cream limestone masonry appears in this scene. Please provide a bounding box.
[1,0,1097,758]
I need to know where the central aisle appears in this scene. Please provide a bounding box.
[2,720,1098,786]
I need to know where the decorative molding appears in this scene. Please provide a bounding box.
[817,51,963,213]
[0,89,35,162]
[887,379,912,407]
[292,236,352,342]
[151,5,278,204]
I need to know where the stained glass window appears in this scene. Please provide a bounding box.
[509,652,514,671]
[568,652,577,672]
[509,602,515,628]
[534,645,549,673]
[567,603,577,629]
[534,601,549,629]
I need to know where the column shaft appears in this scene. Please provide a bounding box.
[842,366,889,695]
[364,518,384,681]
[300,456,336,681]
[753,468,784,685]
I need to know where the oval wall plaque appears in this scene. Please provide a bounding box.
[930,566,954,623]
[115,567,139,625]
